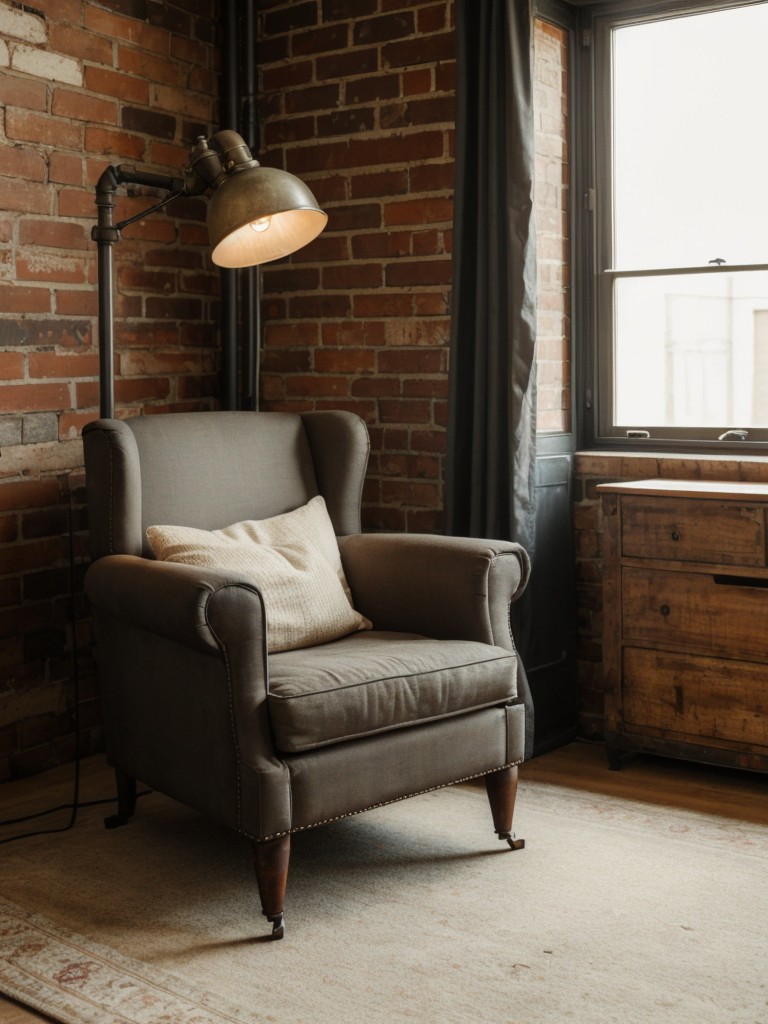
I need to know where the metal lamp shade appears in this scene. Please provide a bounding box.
[208,165,327,268]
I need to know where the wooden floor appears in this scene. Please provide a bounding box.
[2,739,767,1022]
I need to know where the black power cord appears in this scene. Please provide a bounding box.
[0,491,149,845]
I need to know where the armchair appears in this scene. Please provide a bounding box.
[82,410,531,939]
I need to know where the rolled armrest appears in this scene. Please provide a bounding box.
[85,555,268,657]
[338,533,530,650]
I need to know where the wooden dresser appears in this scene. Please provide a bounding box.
[598,478,768,773]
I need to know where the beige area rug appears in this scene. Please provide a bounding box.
[2,772,768,1024]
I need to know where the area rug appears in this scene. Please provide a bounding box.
[2,774,768,1024]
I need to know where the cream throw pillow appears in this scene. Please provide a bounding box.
[146,496,371,653]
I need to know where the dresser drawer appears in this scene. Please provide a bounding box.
[621,498,765,566]
[622,566,768,661]
[622,646,768,749]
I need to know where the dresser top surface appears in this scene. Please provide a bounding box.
[597,478,768,501]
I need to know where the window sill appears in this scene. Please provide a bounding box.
[575,449,768,484]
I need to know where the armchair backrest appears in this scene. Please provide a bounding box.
[82,410,370,561]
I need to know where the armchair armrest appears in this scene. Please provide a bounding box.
[85,554,268,657]
[85,555,288,832]
[338,534,530,650]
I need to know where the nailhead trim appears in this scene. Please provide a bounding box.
[247,759,523,844]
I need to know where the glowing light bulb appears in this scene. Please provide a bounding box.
[249,216,271,233]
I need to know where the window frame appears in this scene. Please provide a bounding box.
[576,0,768,454]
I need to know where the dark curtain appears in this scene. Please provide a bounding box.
[445,0,537,560]
[446,0,538,757]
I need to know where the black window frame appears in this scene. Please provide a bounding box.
[573,0,768,455]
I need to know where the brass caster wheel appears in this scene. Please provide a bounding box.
[499,831,525,851]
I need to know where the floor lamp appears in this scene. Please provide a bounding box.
[92,130,327,419]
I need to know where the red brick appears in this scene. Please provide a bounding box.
[320,320,386,347]
[354,11,415,45]
[385,259,452,287]
[378,349,445,374]
[55,290,99,317]
[384,197,453,226]
[49,153,84,187]
[84,7,170,55]
[28,352,100,380]
[353,293,414,318]
[26,0,80,22]
[289,294,352,319]
[292,23,349,56]
[411,429,447,454]
[1,383,71,413]
[322,263,382,290]
[414,292,449,315]
[115,376,172,404]
[350,169,408,199]
[404,377,449,398]
[260,349,312,374]
[57,189,100,219]
[121,351,213,376]
[5,110,81,150]
[3,539,64,575]
[84,127,147,160]
[0,76,47,111]
[351,231,411,259]
[0,479,61,514]
[52,89,118,125]
[0,353,24,380]
[410,162,454,192]
[412,229,442,256]
[16,256,87,285]
[262,59,314,93]
[84,67,150,105]
[286,375,349,398]
[19,219,90,251]
[0,285,52,315]
[0,181,49,216]
[49,22,113,64]
[287,131,445,175]
[378,399,432,423]
[352,376,401,398]
[418,4,451,33]
[381,479,441,506]
[315,47,378,81]
[382,32,455,69]
[314,348,377,374]
[0,146,47,182]
[170,34,208,67]
[345,74,401,106]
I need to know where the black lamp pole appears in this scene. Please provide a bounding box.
[92,165,184,419]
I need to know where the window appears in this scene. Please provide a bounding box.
[584,0,768,448]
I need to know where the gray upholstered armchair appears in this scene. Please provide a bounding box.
[82,410,531,939]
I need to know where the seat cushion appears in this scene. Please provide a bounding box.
[267,631,518,753]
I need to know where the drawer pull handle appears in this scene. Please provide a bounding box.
[660,604,671,617]
[713,574,768,589]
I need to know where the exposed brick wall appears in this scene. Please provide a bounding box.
[255,0,456,533]
[0,0,220,780]
[533,18,570,434]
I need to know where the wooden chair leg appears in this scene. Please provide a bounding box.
[104,769,137,829]
[485,766,525,850]
[251,834,291,939]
